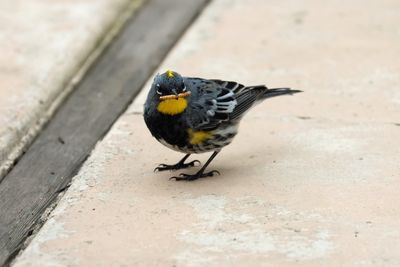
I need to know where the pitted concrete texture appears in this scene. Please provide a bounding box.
[13,0,400,266]
[0,0,137,178]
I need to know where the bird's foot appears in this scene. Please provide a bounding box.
[170,170,220,181]
[154,160,201,172]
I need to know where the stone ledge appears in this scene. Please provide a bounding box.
[0,0,142,180]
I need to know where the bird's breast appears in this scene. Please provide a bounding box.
[145,112,188,147]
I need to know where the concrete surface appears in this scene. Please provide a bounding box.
[0,0,139,179]
[13,0,400,266]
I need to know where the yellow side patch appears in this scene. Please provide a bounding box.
[157,98,187,115]
[188,129,212,145]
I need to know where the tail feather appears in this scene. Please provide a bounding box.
[262,88,302,99]
[229,86,301,120]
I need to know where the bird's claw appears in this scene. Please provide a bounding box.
[169,170,220,181]
[154,160,201,172]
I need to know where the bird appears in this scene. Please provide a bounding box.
[144,70,301,181]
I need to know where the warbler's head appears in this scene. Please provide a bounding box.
[153,70,187,98]
[149,70,191,116]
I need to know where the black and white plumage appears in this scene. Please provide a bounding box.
[144,70,301,180]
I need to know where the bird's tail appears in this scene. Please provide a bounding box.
[262,87,302,99]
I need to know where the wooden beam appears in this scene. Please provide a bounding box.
[0,0,209,265]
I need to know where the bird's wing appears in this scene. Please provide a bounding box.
[184,78,235,130]
[205,79,270,120]
[229,85,267,120]
[208,79,246,94]
[185,78,266,130]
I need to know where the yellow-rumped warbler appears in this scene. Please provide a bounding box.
[144,70,301,181]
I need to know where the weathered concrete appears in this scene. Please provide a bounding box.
[0,0,140,179]
[13,0,400,266]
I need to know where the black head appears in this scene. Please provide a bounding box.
[153,70,187,97]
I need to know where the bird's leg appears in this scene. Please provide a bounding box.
[171,151,220,181]
[154,154,200,172]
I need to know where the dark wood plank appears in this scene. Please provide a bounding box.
[0,0,209,265]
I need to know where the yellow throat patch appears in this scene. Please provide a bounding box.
[157,98,188,115]
[188,129,212,145]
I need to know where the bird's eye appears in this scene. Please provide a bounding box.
[156,84,162,95]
